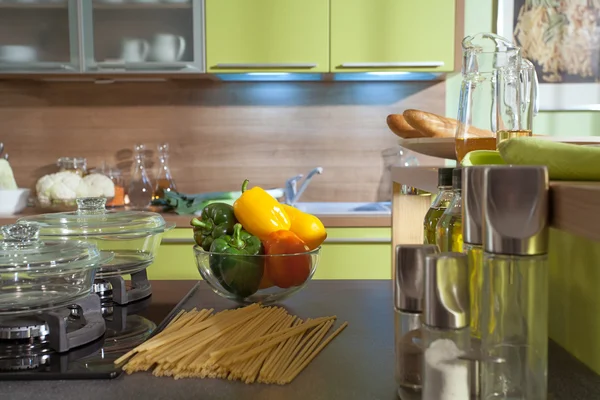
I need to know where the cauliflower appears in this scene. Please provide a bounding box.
[35,171,114,206]
[83,173,115,198]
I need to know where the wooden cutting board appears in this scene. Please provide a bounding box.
[398,137,600,160]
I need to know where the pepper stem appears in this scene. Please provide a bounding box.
[190,217,212,231]
[241,179,249,193]
[230,223,246,250]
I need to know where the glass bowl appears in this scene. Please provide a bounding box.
[193,245,320,305]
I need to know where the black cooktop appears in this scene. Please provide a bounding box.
[0,294,170,381]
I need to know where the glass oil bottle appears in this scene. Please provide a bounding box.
[436,168,463,252]
[423,168,454,245]
[480,166,549,400]
[128,144,153,209]
[394,244,438,397]
[422,252,471,400]
[153,143,177,200]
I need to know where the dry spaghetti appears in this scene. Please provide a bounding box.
[114,304,348,384]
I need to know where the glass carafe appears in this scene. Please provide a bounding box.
[496,59,537,145]
[153,143,177,200]
[128,144,153,209]
[455,33,522,163]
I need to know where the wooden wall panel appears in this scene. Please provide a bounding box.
[0,79,445,202]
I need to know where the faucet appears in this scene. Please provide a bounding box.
[284,167,323,206]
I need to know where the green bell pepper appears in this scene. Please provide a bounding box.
[191,203,237,251]
[209,223,264,298]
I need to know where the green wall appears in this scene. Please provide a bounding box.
[445,0,600,137]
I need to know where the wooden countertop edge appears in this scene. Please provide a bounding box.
[391,166,600,242]
[0,210,391,228]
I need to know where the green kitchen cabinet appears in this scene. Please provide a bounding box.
[148,227,392,280]
[205,0,329,73]
[330,0,456,73]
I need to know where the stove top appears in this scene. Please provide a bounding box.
[0,289,165,381]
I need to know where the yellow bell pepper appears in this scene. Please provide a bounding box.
[233,180,291,240]
[281,204,327,250]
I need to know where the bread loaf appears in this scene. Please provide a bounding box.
[402,109,493,138]
[386,114,424,139]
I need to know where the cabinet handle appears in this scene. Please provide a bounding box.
[339,62,444,68]
[214,63,317,69]
[161,237,390,244]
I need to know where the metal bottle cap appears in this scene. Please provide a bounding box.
[462,167,488,246]
[424,252,470,329]
[394,244,439,312]
[483,166,549,255]
[438,168,454,187]
[452,168,462,190]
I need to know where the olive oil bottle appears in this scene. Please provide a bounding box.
[436,168,463,252]
[423,168,454,245]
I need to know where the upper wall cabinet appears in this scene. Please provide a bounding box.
[205,0,329,73]
[83,0,205,73]
[330,0,456,73]
[0,0,80,73]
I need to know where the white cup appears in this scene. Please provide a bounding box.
[121,38,150,63]
[150,34,186,62]
[0,45,37,63]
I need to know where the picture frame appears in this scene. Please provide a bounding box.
[497,1,600,111]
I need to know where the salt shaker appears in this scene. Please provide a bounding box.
[394,244,438,396]
[422,252,471,400]
[481,166,549,400]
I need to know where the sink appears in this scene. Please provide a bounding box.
[293,202,391,215]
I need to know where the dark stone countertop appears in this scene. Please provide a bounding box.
[0,280,599,400]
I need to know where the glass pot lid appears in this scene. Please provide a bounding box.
[18,197,169,237]
[0,223,110,272]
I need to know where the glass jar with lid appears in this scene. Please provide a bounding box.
[18,197,175,278]
[0,222,113,315]
[57,157,88,176]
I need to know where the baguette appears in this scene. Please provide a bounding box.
[386,114,425,139]
[402,109,493,138]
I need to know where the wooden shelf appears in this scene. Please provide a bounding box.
[392,166,600,242]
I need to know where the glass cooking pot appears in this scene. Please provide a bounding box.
[0,223,113,315]
[18,197,175,278]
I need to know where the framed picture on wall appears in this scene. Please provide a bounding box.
[497,0,600,111]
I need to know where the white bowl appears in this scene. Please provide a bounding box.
[0,189,30,214]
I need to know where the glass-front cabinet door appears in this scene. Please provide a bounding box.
[82,0,204,73]
[0,0,80,73]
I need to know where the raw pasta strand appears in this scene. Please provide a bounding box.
[283,322,349,384]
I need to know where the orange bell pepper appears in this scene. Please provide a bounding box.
[263,230,311,289]
[233,180,291,240]
[281,204,327,250]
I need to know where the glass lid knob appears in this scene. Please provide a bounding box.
[1,223,41,248]
[76,197,107,214]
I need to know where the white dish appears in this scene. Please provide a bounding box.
[0,189,30,215]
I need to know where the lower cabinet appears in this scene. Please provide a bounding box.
[148,227,392,280]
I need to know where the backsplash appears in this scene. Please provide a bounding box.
[0,79,444,202]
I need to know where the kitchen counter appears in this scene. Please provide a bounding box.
[0,280,598,400]
[0,209,390,228]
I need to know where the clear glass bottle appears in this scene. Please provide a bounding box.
[423,168,454,245]
[480,166,549,400]
[128,144,153,209]
[106,168,125,208]
[436,168,463,253]
[153,143,177,200]
[394,244,438,396]
[57,157,88,176]
[422,252,471,400]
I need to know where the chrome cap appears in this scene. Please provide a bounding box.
[424,252,470,329]
[482,166,549,255]
[394,244,438,312]
[462,167,488,245]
